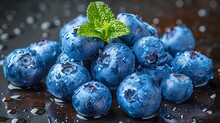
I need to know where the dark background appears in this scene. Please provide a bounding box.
[0,0,220,123]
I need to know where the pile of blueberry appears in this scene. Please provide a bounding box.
[3,13,213,118]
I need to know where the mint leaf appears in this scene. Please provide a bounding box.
[77,22,103,39]
[77,1,130,44]
[87,1,115,23]
[108,20,130,39]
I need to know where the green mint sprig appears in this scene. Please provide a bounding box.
[77,1,130,44]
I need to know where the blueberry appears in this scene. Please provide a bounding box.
[29,40,61,70]
[172,51,213,87]
[117,72,161,118]
[56,51,83,65]
[160,72,193,104]
[160,26,195,56]
[72,81,112,117]
[133,36,167,67]
[3,48,46,87]
[117,13,158,46]
[91,43,135,89]
[59,15,88,40]
[46,61,91,100]
[139,64,173,85]
[62,27,104,61]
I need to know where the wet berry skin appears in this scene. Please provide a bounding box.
[139,64,173,85]
[59,15,88,40]
[29,40,61,70]
[117,72,161,118]
[56,51,83,65]
[3,48,46,87]
[133,36,167,67]
[62,27,104,61]
[72,81,112,117]
[160,26,195,56]
[160,72,193,104]
[46,61,91,100]
[117,13,158,46]
[172,51,213,87]
[166,52,174,66]
[91,43,135,89]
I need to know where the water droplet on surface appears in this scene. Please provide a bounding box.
[41,21,51,30]
[38,3,48,12]
[1,23,8,30]
[176,19,183,25]
[1,33,9,41]
[0,44,4,51]
[176,0,184,8]
[8,84,21,90]
[77,4,86,12]
[119,6,126,12]
[191,118,196,123]
[64,10,71,17]
[10,95,21,100]
[2,97,13,102]
[142,113,157,120]
[19,23,26,28]
[56,73,61,79]
[198,9,207,17]
[210,93,216,99]
[209,0,217,8]
[42,32,49,38]
[31,107,46,115]
[11,118,26,123]
[7,14,14,21]
[26,16,34,25]
[7,109,16,114]
[93,115,101,119]
[206,110,212,114]
[199,25,206,32]
[52,98,65,104]
[76,114,87,120]
[13,28,22,35]
[202,108,208,112]
[53,18,61,26]
[153,18,160,25]
[0,59,3,66]
[36,13,43,19]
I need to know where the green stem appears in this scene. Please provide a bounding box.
[105,39,110,44]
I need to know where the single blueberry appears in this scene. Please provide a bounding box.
[59,15,88,41]
[72,81,112,117]
[160,26,195,56]
[172,51,213,87]
[160,72,193,104]
[139,64,173,85]
[46,61,91,100]
[29,39,61,70]
[117,13,158,46]
[117,72,161,118]
[3,48,46,87]
[62,27,104,61]
[91,43,135,89]
[133,36,167,67]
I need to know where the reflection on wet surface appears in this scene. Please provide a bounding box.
[0,0,220,122]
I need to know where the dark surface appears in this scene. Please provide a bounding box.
[0,0,220,123]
